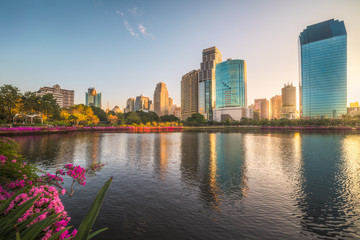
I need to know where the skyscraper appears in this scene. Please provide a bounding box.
[153,82,170,116]
[215,59,247,108]
[181,69,199,121]
[199,46,222,120]
[254,98,269,120]
[212,59,250,122]
[37,84,74,108]
[270,95,282,120]
[125,98,135,113]
[85,88,101,108]
[281,83,297,119]
[299,19,347,118]
[134,95,151,111]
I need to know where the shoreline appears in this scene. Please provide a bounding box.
[1,125,360,136]
[183,126,360,131]
[0,126,183,136]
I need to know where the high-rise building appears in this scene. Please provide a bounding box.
[37,84,74,108]
[134,95,150,111]
[85,88,101,108]
[213,59,250,122]
[299,19,347,118]
[181,69,199,121]
[153,82,170,116]
[215,59,247,108]
[281,83,297,119]
[254,98,269,120]
[125,98,135,113]
[198,46,222,120]
[270,95,282,120]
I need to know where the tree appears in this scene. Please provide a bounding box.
[91,106,107,122]
[0,84,21,122]
[21,91,41,113]
[160,114,180,122]
[61,104,99,125]
[39,94,61,120]
[185,113,205,126]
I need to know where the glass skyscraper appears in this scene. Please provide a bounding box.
[198,47,222,120]
[85,88,101,108]
[215,59,247,108]
[299,19,347,118]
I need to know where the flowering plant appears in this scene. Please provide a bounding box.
[0,137,108,239]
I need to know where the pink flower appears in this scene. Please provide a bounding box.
[12,159,16,163]
[61,189,66,195]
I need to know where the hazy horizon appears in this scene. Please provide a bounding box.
[1,0,359,110]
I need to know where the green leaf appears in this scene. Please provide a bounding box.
[87,228,108,240]
[16,209,50,233]
[47,226,72,240]
[0,194,40,235]
[21,213,60,240]
[74,177,112,240]
[0,187,30,213]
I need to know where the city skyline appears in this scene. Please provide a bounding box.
[1,0,360,109]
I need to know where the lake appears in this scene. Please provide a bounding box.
[13,131,360,239]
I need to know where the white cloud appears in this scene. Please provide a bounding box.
[115,8,124,16]
[128,6,142,17]
[124,20,138,37]
[138,24,155,40]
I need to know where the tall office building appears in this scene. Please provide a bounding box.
[125,98,135,113]
[199,46,222,120]
[215,59,247,108]
[213,59,250,122]
[85,88,101,108]
[299,19,347,118]
[281,83,297,119]
[181,69,199,121]
[37,84,74,108]
[153,82,170,116]
[134,95,151,111]
[270,95,282,120]
[254,98,269,120]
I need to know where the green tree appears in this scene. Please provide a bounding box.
[39,94,61,120]
[91,106,107,122]
[185,113,206,126]
[21,91,41,114]
[0,84,22,122]
[160,115,180,122]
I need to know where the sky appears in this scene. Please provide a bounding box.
[1,0,359,110]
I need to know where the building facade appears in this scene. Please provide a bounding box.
[270,95,282,120]
[215,59,247,109]
[198,46,222,120]
[281,83,297,119]
[125,98,135,113]
[85,88,101,108]
[299,19,347,118]
[134,95,151,111]
[213,107,253,122]
[254,98,269,120]
[37,84,74,108]
[181,69,199,121]
[153,82,170,116]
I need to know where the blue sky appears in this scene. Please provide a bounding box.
[1,0,359,109]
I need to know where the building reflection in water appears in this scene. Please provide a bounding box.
[297,133,360,239]
[84,133,102,167]
[14,134,76,168]
[180,132,248,211]
[153,133,169,180]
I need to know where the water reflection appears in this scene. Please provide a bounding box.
[11,131,360,239]
[298,133,360,239]
[180,133,248,211]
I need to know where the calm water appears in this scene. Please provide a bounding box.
[13,131,360,239]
